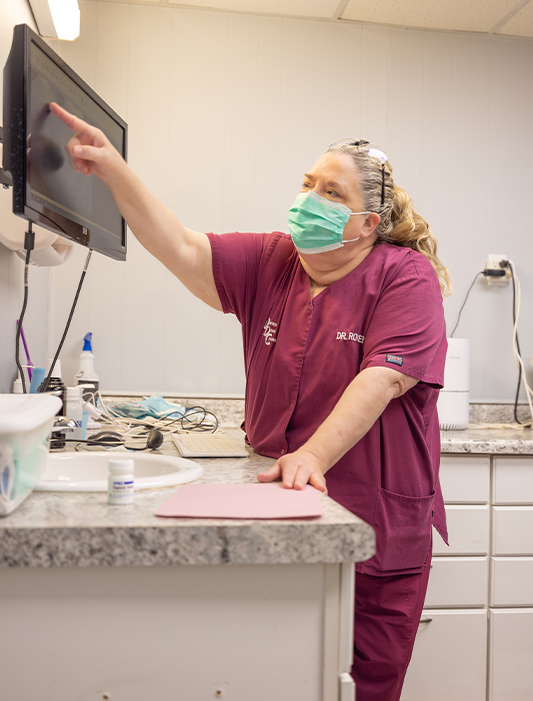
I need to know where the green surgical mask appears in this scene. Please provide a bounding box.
[288,190,370,254]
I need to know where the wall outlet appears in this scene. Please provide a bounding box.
[485,254,511,285]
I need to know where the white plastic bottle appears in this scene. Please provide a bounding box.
[66,386,83,440]
[76,332,99,403]
[107,458,134,505]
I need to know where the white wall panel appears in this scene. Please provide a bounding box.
[419,32,454,268]
[3,1,530,400]
[360,25,389,148]
[314,22,363,151]
[0,0,48,394]
[254,16,284,232]
[387,29,426,203]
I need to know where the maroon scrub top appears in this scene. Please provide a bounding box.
[208,232,448,575]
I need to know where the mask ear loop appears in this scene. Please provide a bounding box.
[380,163,385,207]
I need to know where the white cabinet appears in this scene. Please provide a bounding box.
[491,557,533,606]
[489,609,533,701]
[488,457,533,701]
[401,610,487,701]
[492,506,533,555]
[403,454,533,701]
[433,504,490,555]
[424,556,488,607]
[492,457,533,503]
[439,455,490,503]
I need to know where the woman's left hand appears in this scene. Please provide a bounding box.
[257,449,328,494]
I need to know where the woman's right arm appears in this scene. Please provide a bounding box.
[49,102,221,311]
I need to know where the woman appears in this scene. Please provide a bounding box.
[50,102,450,700]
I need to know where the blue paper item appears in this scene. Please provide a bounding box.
[29,367,46,394]
[81,411,89,439]
[139,393,185,419]
[107,394,185,421]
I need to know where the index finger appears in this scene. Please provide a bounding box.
[49,102,94,136]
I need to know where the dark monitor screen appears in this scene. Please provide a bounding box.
[3,24,127,261]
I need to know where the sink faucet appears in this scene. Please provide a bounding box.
[51,416,77,450]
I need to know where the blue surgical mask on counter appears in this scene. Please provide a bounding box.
[288,190,370,254]
[109,393,185,420]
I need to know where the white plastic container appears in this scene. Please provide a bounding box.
[76,333,99,403]
[107,458,134,505]
[0,393,62,516]
[437,338,470,430]
[66,386,83,440]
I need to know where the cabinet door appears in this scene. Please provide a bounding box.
[425,556,488,608]
[401,609,487,701]
[433,505,490,555]
[492,457,533,504]
[492,506,533,555]
[490,557,533,606]
[440,455,490,503]
[489,609,533,701]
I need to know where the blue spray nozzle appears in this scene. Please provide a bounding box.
[82,332,93,351]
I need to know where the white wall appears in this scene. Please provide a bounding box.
[0,0,50,394]
[2,1,533,402]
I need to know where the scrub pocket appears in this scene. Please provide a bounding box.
[371,487,435,572]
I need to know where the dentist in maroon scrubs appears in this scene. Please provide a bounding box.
[51,101,451,701]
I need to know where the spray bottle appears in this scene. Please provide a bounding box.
[76,332,99,403]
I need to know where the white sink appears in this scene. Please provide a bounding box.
[35,452,204,492]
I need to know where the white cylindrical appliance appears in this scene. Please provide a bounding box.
[437,338,470,430]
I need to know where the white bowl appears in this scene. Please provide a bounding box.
[36,451,204,492]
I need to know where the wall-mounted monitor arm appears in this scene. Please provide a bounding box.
[0,127,13,188]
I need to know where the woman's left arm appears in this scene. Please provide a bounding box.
[257,366,418,493]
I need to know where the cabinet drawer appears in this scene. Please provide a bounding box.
[425,557,488,607]
[492,457,533,504]
[490,557,533,606]
[489,609,533,701]
[440,455,490,503]
[433,505,490,555]
[402,609,487,701]
[492,506,533,555]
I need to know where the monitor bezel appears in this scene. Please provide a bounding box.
[3,23,128,261]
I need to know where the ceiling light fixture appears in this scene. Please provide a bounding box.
[28,0,80,41]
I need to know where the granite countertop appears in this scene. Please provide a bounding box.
[441,425,533,455]
[2,418,532,570]
[0,434,375,569]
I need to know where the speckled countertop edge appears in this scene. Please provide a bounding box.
[0,436,375,568]
[440,426,533,454]
[2,404,532,569]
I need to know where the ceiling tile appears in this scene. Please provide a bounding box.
[167,0,342,19]
[341,0,520,33]
[497,1,533,36]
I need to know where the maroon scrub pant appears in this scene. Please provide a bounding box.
[351,556,432,701]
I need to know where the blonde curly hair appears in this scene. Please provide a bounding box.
[327,142,452,297]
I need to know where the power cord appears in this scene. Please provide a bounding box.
[504,260,533,426]
[15,223,35,393]
[39,249,93,393]
[450,271,483,338]
[449,260,532,428]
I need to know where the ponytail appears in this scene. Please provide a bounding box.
[326,142,452,297]
[388,185,452,297]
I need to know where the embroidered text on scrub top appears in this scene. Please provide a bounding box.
[336,331,365,343]
[263,318,278,345]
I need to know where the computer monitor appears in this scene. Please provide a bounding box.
[2,24,127,261]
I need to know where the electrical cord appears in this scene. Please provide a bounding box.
[15,223,35,393]
[505,260,533,426]
[39,249,92,393]
[449,260,532,428]
[94,392,219,435]
[450,271,483,338]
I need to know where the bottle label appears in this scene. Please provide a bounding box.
[108,478,134,505]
